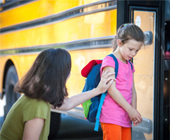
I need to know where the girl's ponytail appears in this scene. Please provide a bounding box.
[111,24,125,52]
[112,36,118,51]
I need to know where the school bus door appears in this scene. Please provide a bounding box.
[117,1,166,140]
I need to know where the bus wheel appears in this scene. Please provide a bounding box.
[4,66,20,119]
[48,112,61,139]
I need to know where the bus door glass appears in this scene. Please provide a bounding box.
[132,11,156,140]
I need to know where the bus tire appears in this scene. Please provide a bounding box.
[4,66,20,119]
[48,112,61,139]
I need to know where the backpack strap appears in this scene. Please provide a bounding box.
[94,54,118,131]
[94,92,107,131]
[128,60,134,71]
[107,54,119,78]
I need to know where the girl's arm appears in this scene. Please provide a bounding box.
[103,66,142,123]
[22,117,44,140]
[132,74,143,126]
[52,69,114,111]
[131,74,137,109]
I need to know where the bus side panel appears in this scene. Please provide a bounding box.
[0,0,83,28]
[0,10,117,50]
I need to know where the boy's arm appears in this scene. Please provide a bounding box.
[103,66,142,123]
[131,74,137,109]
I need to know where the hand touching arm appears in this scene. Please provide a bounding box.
[52,69,115,111]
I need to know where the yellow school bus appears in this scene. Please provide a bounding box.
[0,0,169,139]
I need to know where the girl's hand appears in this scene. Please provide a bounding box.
[132,119,141,126]
[128,108,142,125]
[96,69,115,94]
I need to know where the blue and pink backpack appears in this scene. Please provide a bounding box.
[81,54,133,131]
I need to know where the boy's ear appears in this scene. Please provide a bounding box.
[117,39,123,47]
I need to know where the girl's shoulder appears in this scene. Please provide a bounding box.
[102,55,116,69]
[102,55,135,72]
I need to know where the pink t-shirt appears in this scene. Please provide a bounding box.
[100,56,135,128]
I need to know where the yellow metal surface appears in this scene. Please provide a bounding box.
[0,10,117,50]
[0,0,83,28]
